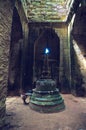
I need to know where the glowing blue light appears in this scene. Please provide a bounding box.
[45,48,50,54]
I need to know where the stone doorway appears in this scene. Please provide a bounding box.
[24,26,60,91]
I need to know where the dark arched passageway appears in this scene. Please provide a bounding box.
[8,7,23,95]
[34,28,60,87]
[24,27,60,91]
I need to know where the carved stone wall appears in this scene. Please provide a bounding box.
[0,0,13,128]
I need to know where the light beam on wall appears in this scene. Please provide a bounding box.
[45,48,50,54]
[73,40,86,69]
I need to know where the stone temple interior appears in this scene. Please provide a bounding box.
[0,0,86,129]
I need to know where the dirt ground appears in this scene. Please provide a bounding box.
[5,94,86,130]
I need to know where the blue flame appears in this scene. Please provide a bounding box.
[45,48,50,54]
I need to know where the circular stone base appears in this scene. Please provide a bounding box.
[29,79,65,113]
[29,102,65,113]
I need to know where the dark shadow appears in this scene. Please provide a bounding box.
[7,7,23,96]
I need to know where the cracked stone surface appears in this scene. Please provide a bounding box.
[5,94,86,130]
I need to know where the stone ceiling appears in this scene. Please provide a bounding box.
[20,0,75,22]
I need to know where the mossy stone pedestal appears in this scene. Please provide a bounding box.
[29,79,65,113]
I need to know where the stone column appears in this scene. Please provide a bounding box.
[0,0,13,128]
[55,24,71,93]
[21,22,29,92]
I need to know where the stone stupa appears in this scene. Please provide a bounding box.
[29,48,65,113]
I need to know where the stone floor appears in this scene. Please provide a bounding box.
[5,94,86,130]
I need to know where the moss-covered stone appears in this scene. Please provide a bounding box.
[30,79,65,113]
[22,0,68,22]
